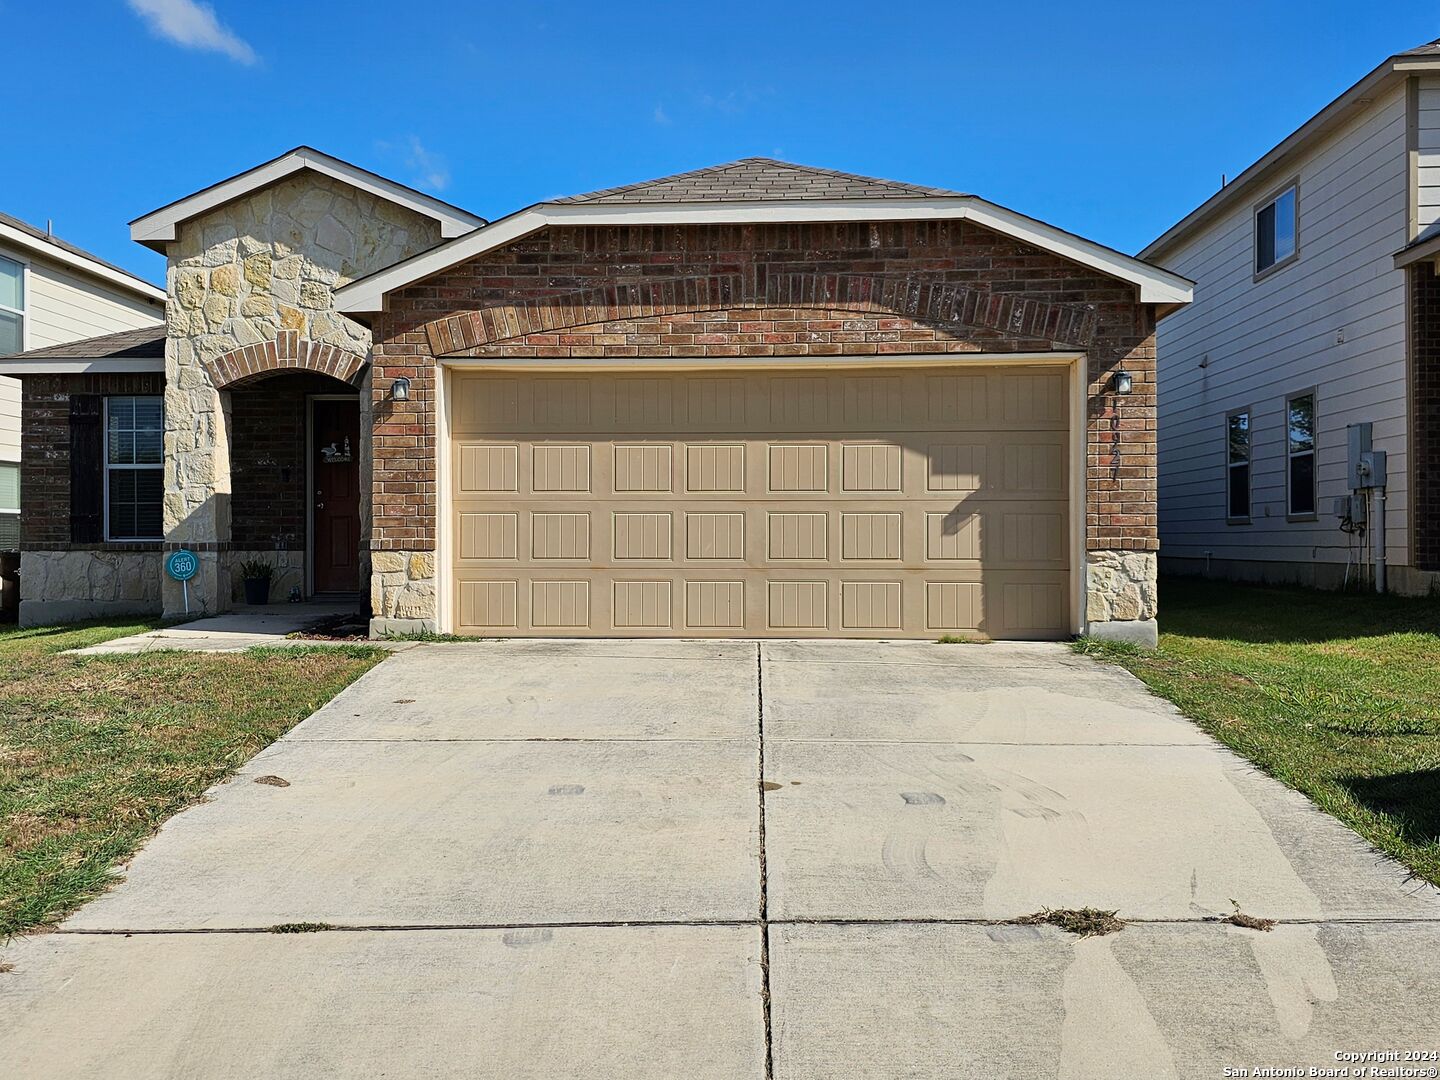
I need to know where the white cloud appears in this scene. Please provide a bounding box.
[653,105,671,126]
[127,0,257,65]
[404,136,450,192]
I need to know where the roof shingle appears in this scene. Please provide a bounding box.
[553,158,966,204]
[5,324,165,360]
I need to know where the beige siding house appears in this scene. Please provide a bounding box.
[0,211,166,550]
[1144,40,1440,593]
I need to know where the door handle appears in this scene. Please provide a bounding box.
[316,502,325,510]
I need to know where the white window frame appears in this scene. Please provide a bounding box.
[0,252,26,356]
[1225,407,1252,524]
[102,395,164,542]
[1285,389,1318,520]
[1254,181,1299,279]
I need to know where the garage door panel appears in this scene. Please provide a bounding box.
[450,366,1072,638]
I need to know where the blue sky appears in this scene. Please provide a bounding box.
[3,1,1436,286]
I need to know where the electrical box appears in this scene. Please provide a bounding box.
[1347,423,1388,489]
[1347,423,1372,489]
[1334,493,1366,523]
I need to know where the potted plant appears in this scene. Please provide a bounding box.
[238,557,275,606]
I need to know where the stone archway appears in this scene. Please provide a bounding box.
[202,329,366,389]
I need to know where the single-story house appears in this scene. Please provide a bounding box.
[0,149,1192,643]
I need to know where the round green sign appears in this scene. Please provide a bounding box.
[165,550,198,582]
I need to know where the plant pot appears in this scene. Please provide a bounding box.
[243,576,272,606]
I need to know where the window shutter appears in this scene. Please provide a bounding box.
[70,394,103,543]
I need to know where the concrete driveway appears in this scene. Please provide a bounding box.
[4,640,1439,1078]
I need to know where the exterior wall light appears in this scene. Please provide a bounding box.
[391,376,411,402]
[1112,370,1134,395]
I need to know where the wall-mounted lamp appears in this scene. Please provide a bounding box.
[391,376,411,402]
[1112,370,1134,395]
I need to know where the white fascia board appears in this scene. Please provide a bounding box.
[0,221,166,302]
[1393,234,1440,269]
[0,358,164,375]
[335,198,1192,314]
[129,148,486,250]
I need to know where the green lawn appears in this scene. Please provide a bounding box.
[0,621,385,936]
[1077,578,1440,886]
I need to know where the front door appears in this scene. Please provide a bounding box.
[311,397,361,595]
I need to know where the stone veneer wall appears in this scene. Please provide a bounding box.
[162,172,442,618]
[371,550,436,633]
[19,551,162,626]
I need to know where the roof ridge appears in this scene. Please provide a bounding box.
[553,157,966,204]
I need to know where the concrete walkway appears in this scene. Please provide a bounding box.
[3,640,1438,1078]
[67,602,386,654]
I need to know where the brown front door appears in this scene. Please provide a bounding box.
[311,397,361,595]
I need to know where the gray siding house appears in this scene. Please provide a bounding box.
[1144,40,1440,593]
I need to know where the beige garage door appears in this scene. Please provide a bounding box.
[449,365,1072,639]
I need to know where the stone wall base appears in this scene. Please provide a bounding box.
[1085,550,1158,622]
[19,551,163,626]
[19,598,162,628]
[371,550,437,622]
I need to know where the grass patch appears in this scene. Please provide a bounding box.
[935,633,991,645]
[1013,907,1125,937]
[0,621,384,936]
[1075,577,1440,886]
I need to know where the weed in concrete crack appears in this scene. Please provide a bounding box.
[1223,899,1276,932]
[268,922,334,934]
[935,634,992,645]
[1012,907,1125,937]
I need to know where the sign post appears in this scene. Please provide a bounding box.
[164,549,199,615]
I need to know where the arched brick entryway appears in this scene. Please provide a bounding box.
[202,330,366,389]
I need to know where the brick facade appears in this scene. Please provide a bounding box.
[368,220,1157,554]
[19,372,165,549]
[1413,264,1440,571]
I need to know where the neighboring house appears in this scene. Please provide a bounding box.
[0,211,166,551]
[1143,39,1440,594]
[0,148,1191,642]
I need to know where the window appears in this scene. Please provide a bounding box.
[104,396,163,540]
[1286,392,1316,518]
[0,461,17,550]
[1226,410,1251,521]
[1255,185,1298,275]
[0,254,23,355]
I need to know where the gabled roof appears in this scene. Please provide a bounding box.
[0,210,165,302]
[555,158,966,203]
[0,325,165,374]
[129,146,487,253]
[1144,39,1440,261]
[336,158,1192,315]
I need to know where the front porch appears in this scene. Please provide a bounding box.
[166,362,370,621]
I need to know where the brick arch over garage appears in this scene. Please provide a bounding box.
[423,273,1100,357]
[203,329,367,389]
